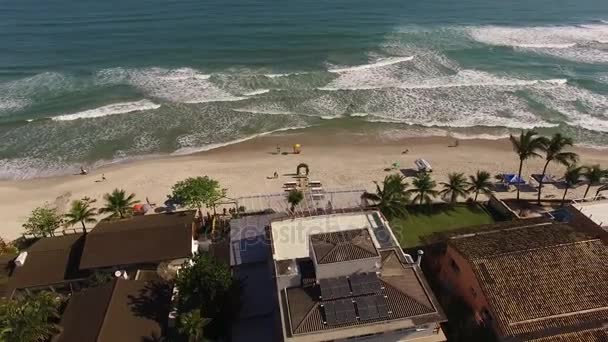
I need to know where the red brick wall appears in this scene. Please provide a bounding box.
[438,245,490,322]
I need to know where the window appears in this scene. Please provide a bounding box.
[450,258,460,273]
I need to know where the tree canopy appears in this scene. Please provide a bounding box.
[175,253,236,318]
[99,189,139,219]
[22,205,63,237]
[361,174,409,219]
[407,173,439,205]
[171,176,226,212]
[64,199,98,233]
[440,172,470,204]
[509,130,546,200]
[0,292,62,342]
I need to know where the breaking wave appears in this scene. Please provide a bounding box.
[52,100,161,121]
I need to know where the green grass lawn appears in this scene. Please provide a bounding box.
[390,204,495,247]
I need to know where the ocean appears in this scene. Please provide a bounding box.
[1,0,608,179]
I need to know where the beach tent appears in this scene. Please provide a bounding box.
[531,173,557,184]
[502,174,526,185]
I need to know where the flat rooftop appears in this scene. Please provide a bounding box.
[573,199,608,228]
[270,212,400,261]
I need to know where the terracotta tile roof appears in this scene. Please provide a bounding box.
[283,250,441,337]
[530,328,608,342]
[80,211,194,269]
[310,229,378,264]
[448,223,608,340]
[56,278,171,342]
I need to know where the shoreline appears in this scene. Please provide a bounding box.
[1,127,607,240]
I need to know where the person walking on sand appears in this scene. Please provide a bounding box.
[276,145,281,154]
[274,171,279,179]
[101,173,106,181]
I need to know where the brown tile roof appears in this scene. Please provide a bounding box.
[530,328,608,342]
[448,223,608,341]
[7,234,84,294]
[310,229,378,264]
[79,211,194,270]
[283,250,441,337]
[56,278,171,342]
[449,222,592,259]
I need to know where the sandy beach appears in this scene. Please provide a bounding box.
[1,127,607,240]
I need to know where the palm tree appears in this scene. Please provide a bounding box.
[536,133,578,204]
[407,173,439,206]
[287,189,304,212]
[361,174,409,218]
[468,170,493,202]
[178,309,211,342]
[99,189,139,219]
[561,165,583,206]
[582,164,605,199]
[510,130,546,200]
[0,291,62,342]
[439,173,470,204]
[64,199,97,233]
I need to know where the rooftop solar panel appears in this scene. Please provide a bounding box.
[350,273,382,296]
[375,295,390,318]
[324,299,357,325]
[319,276,351,300]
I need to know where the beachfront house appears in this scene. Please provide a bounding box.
[4,233,86,297]
[270,211,447,342]
[436,220,608,340]
[78,210,198,278]
[54,278,172,342]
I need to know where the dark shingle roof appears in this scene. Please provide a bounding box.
[448,223,608,340]
[530,328,608,342]
[7,234,84,294]
[79,211,194,269]
[56,279,171,342]
[310,229,378,264]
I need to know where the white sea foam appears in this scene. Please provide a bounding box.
[349,112,369,117]
[52,100,160,121]
[243,89,271,96]
[328,56,414,73]
[265,72,307,78]
[0,72,76,112]
[171,125,309,155]
[96,67,246,103]
[468,24,608,64]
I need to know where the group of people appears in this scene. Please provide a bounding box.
[79,166,106,182]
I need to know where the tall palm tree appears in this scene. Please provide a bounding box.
[99,189,139,219]
[64,199,97,233]
[561,165,583,206]
[362,174,409,218]
[407,173,439,206]
[178,309,211,342]
[468,170,493,202]
[536,133,578,204]
[582,164,605,199]
[287,189,304,212]
[510,130,547,200]
[439,173,470,204]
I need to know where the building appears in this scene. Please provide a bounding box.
[79,210,197,275]
[54,278,172,342]
[5,233,86,297]
[437,220,608,341]
[566,199,608,241]
[270,211,446,342]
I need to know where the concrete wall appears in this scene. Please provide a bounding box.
[437,245,490,322]
[487,195,518,219]
[334,324,446,342]
[314,256,381,280]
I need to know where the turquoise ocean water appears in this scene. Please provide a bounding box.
[1,0,608,178]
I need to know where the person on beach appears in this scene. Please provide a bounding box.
[276,145,281,154]
[274,171,279,178]
[402,149,409,154]
[80,167,88,175]
[101,173,106,181]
